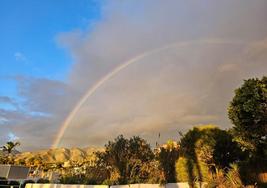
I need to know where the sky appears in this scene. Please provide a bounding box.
[0,0,267,151]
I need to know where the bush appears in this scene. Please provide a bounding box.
[129,159,165,184]
[36,178,50,183]
[96,135,155,184]
[157,140,179,183]
[238,158,267,186]
[59,175,85,184]
[102,179,120,186]
[175,156,209,183]
[85,166,109,185]
[206,164,243,188]
[179,125,242,172]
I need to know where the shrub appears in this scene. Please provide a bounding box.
[239,158,267,186]
[36,178,50,183]
[206,164,243,188]
[175,156,209,183]
[59,175,85,184]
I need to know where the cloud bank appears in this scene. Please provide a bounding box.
[1,0,267,150]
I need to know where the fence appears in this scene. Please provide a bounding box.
[24,183,207,188]
[0,180,20,188]
[0,165,29,180]
[0,182,208,188]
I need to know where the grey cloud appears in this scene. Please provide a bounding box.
[0,77,79,150]
[0,112,59,151]
[0,96,14,104]
[60,40,267,148]
[15,76,78,115]
[0,96,19,110]
[2,0,267,150]
[51,0,267,148]
[59,0,267,93]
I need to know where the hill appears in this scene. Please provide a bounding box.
[14,147,103,164]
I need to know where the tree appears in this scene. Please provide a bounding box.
[228,77,267,157]
[1,141,20,154]
[157,140,179,183]
[178,125,241,183]
[0,141,20,165]
[95,135,154,184]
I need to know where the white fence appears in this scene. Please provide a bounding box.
[111,184,163,188]
[25,183,207,188]
[25,184,109,188]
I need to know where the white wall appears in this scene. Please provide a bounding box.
[165,183,190,188]
[25,184,109,188]
[26,183,206,188]
[111,184,163,188]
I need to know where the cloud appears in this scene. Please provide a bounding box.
[15,76,77,115]
[0,117,9,125]
[56,0,267,148]
[14,52,27,63]
[0,96,15,104]
[0,96,20,111]
[1,0,267,150]
[7,132,19,141]
[59,40,267,148]
[0,76,79,150]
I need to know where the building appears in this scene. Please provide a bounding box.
[0,164,29,180]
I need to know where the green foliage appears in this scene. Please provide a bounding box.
[227,76,267,186]
[0,153,15,164]
[238,158,267,185]
[128,159,164,184]
[102,179,119,185]
[1,141,20,154]
[96,135,155,184]
[0,152,5,164]
[212,130,243,169]
[175,157,209,183]
[86,166,110,184]
[36,178,50,183]
[206,164,243,188]
[225,164,243,187]
[60,165,109,185]
[179,125,241,170]
[60,175,86,184]
[228,76,267,156]
[157,140,179,183]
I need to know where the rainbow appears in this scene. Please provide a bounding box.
[52,39,241,148]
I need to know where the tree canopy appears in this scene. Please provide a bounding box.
[95,135,155,184]
[1,141,20,154]
[228,77,267,156]
[179,125,241,171]
[157,140,179,183]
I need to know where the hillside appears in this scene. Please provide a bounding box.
[14,147,103,164]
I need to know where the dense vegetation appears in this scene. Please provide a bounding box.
[1,76,266,187]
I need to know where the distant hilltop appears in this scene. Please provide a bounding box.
[14,147,103,164]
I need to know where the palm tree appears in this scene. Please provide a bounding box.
[1,141,20,154]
